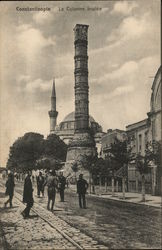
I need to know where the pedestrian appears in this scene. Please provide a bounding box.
[66,178,69,188]
[4,173,15,208]
[21,171,34,218]
[58,172,66,202]
[2,171,6,180]
[32,175,35,183]
[45,170,58,211]
[37,172,45,197]
[15,173,18,182]
[77,174,88,209]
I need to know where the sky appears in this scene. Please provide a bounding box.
[0,0,160,166]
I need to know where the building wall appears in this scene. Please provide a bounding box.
[127,66,161,195]
[149,70,161,142]
[150,112,161,141]
[127,120,148,156]
[149,67,161,195]
[126,119,152,193]
[101,129,126,159]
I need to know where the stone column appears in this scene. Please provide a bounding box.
[66,24,96,167]
[74,24,89,132]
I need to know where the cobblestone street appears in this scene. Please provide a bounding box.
[0,181,161,249]
[0,184,107,250]
[0,190,76,250]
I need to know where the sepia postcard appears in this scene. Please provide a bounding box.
[0,1,161,249]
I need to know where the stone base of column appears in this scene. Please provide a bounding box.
[64,132,96,178]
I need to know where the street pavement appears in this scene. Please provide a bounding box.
[69,184,162,209]
[0,183,107,250]
[0,180,161,249]
[0,187,76,250]
[58,189,161,249]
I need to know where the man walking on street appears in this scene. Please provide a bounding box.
[77,174,88,209]
[22,171,34,218]
[45,170,58,211]
[37,171,45,197]
[58,172,66,202]
[4,173,15,208]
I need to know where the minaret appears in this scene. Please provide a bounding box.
[48,79,58,133]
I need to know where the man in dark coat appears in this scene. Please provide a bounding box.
[4,173,15,208]
[37,171,45,197]
[22,171,34,218]
[58,172,66,202]
[77,174,88,209]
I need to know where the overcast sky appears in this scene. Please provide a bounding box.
[0,0,160,166]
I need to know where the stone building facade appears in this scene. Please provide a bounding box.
[126,119,152,193]
[148,66,161,142]
[126,66,161,195]
[101,129,126,159]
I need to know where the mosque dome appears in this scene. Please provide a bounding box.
[55,111,103,145]
[62,111,96,124]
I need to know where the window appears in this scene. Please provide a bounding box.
[145,131,148,146]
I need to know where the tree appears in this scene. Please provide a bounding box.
[78,155,109,194]
[104,155,119,196]
[134,140,162,199]
[107,137,132,199]
[93,157,111,193]
[145,140,161,195]
[135,152,150,202]
[7,132,67,173]
[103,157,112,192]
[78,154,98,194]
[146,140,161,166]
[36,157,63,171]
[7,132,44,172]
[44,134,67,162]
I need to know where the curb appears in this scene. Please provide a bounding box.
[66,189,162,209]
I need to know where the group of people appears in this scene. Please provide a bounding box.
[4,170,89,218]
[22,170,67,218]
[36,170,66,201]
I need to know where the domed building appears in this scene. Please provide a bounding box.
[148,66,161,142]
[55,111,104,155]
[48,81,104,156]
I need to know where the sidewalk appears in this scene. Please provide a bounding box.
[68,185,162,209]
